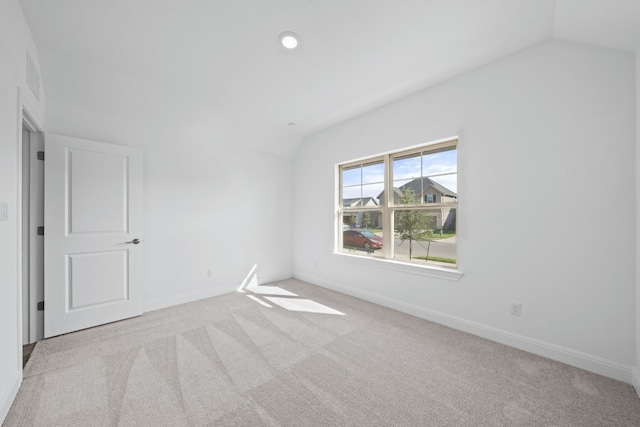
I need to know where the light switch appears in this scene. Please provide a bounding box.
[0,202,7,221]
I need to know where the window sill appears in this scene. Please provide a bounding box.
[332,251,463,282]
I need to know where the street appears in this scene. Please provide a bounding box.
[393,236,456,260]
[345,232,456,265]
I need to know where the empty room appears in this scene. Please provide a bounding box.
[2,0,640,425]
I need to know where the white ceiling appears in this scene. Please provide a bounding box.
[554,0,640,53]
[18,0,640,157]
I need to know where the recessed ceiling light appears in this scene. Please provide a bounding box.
[279,31,299,49]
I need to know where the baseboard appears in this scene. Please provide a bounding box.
[633,367,640,398]
[296,272,634,384]
[0,370,21,424]
[143,273,292,313]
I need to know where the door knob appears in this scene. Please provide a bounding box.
[126,238,141,244]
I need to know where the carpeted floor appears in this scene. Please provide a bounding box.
[5,278,640,426]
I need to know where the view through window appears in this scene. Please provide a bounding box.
[338,139,458,268]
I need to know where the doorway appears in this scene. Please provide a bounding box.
[21,114,44,345]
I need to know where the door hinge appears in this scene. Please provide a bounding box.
[37,226,44,236]
[37,151,44,161]
[37,301,44,311]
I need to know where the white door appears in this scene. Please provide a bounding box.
[44,134,143,338]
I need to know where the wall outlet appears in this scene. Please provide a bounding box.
[511,303,522,316]
[0,202,8,221]
[207,268,214,278]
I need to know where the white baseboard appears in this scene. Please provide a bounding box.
[143,273,292,313]
[633,368,640,398]
[295,272,634,385]
[1,370,22,425]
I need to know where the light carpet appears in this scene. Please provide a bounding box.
[5,278,640,426]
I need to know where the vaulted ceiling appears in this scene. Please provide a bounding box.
[18,0,640,157]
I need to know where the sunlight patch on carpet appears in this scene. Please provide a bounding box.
[246,295,272,307]
[264,297,345,315]
[247,286,298,297]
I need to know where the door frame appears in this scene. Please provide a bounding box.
[16,88,45,361]
[21,116,44,345]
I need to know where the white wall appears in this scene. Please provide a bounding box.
[294,40,636,382]
[0,0,46,421]
[37,49,294,310]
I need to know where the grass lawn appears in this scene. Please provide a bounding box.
[369,228,455,240]
[429,230,456,240]
[414,255,457,264]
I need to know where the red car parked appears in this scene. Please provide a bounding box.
[343,229,383,251]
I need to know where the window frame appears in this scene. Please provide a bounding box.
[337,137,460,279]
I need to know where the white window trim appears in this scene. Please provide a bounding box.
[337,137,460,275]
[332,251,463,281]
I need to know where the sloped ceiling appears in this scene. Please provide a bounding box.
[554,0,640,53]
[17,0,640,157]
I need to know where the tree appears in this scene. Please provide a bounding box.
[394,188,434,260]
[362,211,372,228]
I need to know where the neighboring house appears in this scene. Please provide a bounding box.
[342,197,381,228]
[400,177,457,205]
[377,177,457,230]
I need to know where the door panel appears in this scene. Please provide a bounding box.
[69,149,129,234]
[68,250,128,310]
[45,134,143,338]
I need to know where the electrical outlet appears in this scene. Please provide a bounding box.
[511,303,522,316]
[0,202,8,221]
[207,268,214,278]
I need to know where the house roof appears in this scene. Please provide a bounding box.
[376,178,456,203]
[342,197,379,207]
[400,177,457,198]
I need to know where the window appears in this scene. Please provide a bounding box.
[338,138,458,269]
